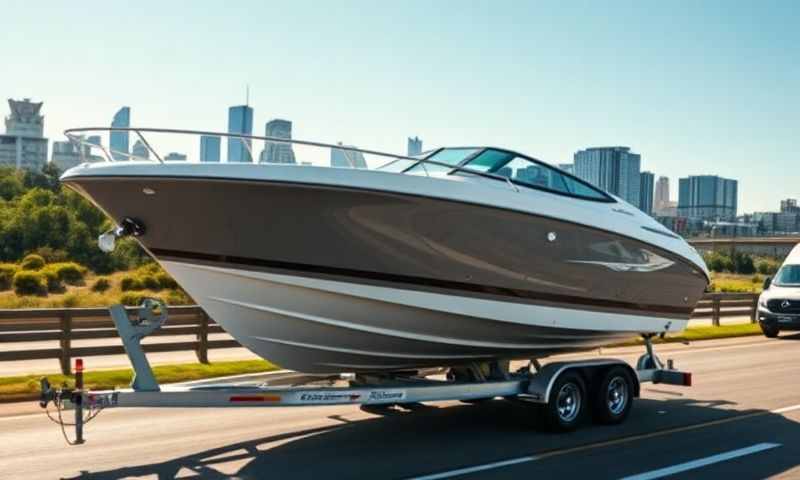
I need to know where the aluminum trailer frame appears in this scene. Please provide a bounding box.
[39,301,692,444]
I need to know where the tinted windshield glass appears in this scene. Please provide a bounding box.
[775,265,800,286]
[462,149,609,201]
[424,148,478,166]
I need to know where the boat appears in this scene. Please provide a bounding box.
[60,127,710,374]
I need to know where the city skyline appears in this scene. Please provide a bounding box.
[2,1,797,212]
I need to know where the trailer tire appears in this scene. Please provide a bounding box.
[543,371,586,432]
[591,366,633,425]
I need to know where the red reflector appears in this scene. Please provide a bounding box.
[75,358,84,373]
[684,372,692,387]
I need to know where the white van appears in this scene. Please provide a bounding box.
[758,243,800,337]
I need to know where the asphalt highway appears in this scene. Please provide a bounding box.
[3,335,800,479]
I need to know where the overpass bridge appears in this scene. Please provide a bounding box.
[687,236,800,257]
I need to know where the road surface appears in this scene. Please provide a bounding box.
[3,335,800,479]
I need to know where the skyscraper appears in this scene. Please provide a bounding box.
[0,98,48,170]
[407,136,422,156]
[259,119,296,164]
[131,139,149,159]
[654,176,670,209]
[227,105,253,163]
[110,107,130,161]
[331,142,367,168]
[573,146,641,207]
[639,171,655,215]
[678,175,738,220]
[200,135,221,162]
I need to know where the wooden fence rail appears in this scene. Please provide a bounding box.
[0,292,762,375]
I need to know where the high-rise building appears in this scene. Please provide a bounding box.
[573,146,641,207]
[331,142,367,168]
[131,139,149,160]
[639,171,655,215]
[558,163,574,174]
[0,98,48,170]
[164,152,187,161]
[780,199,799,213]
[110,107,130,161]
[227,105,253,163]
[407,136,422,156]
[50,140,83,171]
[259,119,296,164]
[200,135,221,162]
[654,176,670,211]
[678,175,738,220]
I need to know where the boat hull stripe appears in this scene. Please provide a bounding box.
[150,247,692,316]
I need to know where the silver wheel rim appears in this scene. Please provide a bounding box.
[607,377,628,416]
[556,382,581,423]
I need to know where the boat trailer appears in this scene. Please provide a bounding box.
[39,300,692,444]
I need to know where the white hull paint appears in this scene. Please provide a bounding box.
[163,261,688,373]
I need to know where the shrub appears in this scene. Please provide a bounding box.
[39,268,64,293]
[0,263,18,290]
[752,274,763,284]
[61,293,80,308]
[32,247,68,263]
[120,275,144,291]
[165,288,191,305]
[48,262,86,285]
[156,272,178,290]
[139,262,162,275]
[12,271,46,295]
[731,252,755,275]
[20,254,46,271]
[757,259,780,275]
[91,277,111,292]
[140,274,161,291]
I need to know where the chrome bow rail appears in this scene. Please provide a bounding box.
[62,127,591,197]
[64,126,418,168]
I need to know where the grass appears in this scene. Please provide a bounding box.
[619,322,762,347]
[0,269,192,308]
[0,359,278,403]
[708,272,765,294]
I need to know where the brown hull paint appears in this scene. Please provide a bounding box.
[65,176,707,320]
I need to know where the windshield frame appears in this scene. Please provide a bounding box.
[401,147,615,203]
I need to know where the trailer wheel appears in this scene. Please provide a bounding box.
[543,371,586,432]
[592,366,633,425]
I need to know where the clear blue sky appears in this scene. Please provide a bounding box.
[2,0,797,212]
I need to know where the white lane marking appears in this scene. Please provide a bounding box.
[619,442,781,480]
[402,403,800,480]
[407,456,538,480]
[772,403,800,414]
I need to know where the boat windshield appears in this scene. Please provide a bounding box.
[405,148,479,176]
[774,265,800,286]
[461,149,611,201]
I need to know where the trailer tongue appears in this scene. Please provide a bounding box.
[39,300,692,444]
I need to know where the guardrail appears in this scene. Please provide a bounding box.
[689,292,759,326]
[0,306,238,374]
[0,293,762,375]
